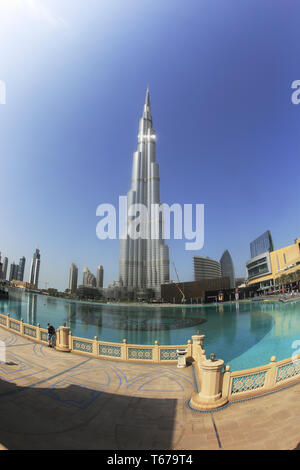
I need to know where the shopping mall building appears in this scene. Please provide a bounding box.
[246,237,300,292]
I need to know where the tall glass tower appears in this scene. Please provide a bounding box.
[29,249,40,288]
[250,231,274,259]
[69,263,78,293]
[119,89,170,296]
[17,256,26,282]
[220,250,235,288]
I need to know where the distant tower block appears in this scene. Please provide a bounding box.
[97,266,104,288]
[29,249,40,289]
[220,250,235,289]
[69,263,78,293]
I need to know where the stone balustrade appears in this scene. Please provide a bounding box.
[0,313,192,364]
[1,312,300,409]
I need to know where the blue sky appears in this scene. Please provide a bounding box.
[0,0,300,290]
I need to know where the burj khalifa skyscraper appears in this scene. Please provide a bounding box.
[119,89,170,297]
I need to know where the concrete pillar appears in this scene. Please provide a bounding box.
[153,340,159,363]
[56,326,71,352]
[121,339,127,360]
[20,319,24,335]
[36,323,41,341]
[190,355,228,410]
[265,356,277,389]
[93,336,98,357]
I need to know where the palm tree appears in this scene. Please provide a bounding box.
[279,274,288,293]
[295,269,300,284]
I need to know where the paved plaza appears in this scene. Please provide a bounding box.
[0,327,299,450]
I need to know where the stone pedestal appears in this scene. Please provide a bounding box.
[56,326,71,352]
[190,357,228,410]
[177,349,187,368]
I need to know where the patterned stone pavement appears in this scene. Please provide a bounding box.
[0,327,299,450]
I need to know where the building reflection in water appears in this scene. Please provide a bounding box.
[62,302,206,344]
[27,294,37,325]
[67,303,77,327]
[15,297,22,320]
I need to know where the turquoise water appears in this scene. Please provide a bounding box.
[1,290,300,371]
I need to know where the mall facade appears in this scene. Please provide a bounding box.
[246,237,300,291]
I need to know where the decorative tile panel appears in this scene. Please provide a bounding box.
[24,326,37,338]
[276,361,300,382]
[128,348,153,360]
[99,344,121,358]
[10,321,20,332]
[73,340,93,354]
[232,371,266,394]
[160,349,178,361]
[40,331,48,342]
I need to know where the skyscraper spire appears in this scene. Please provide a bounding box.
[145,87,150,106]
[143,86,152,122]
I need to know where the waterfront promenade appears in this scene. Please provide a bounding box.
[0,327,299,450]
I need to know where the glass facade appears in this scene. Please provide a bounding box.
[220,250,235,288]
[246,253,271,280]
[250,231,274,259]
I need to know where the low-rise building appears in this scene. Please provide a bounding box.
[246,237,300,291]
[11,280,35,290]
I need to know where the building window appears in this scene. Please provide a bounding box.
[283,253,287,265]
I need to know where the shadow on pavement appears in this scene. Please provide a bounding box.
[0,377,178,450]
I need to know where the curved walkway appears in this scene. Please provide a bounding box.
[0,328,299,450]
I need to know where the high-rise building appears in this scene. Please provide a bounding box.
[250,231,274,259]
[2,257,8,281]
[69,263,78,293]
[17,256,26,282]
[83,267,96,287]
[29,249,40,288]
[96,265,104,288]
[9,263,19,282]
[119,89,170,296]
[220,250,235,288]
[194,256,222,281]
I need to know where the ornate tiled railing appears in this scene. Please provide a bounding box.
[40,331,48,342]
[99,344,121,358]
[73,339,93,354]
[276,361,300,382]
[1,311,300,403]
[0,314,192,364]
[220,355,300,402]
[24,326,37,338]
[231,371,267,394]
[10,320,21,332]
[160,348,178,361]
[128,347,153,360]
